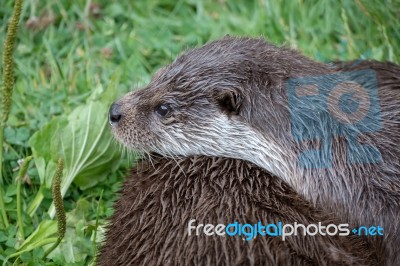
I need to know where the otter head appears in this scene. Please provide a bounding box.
[109,37,327,177]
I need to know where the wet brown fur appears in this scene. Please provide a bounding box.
[98,156,379,266]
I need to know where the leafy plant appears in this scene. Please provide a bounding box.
[0,1,123,264]
[29,75,122,218]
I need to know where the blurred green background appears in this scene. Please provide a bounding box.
[0,0,399,264]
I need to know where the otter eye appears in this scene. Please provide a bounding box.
[155,103,171,117]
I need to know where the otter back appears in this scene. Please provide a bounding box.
[98,156,379,265]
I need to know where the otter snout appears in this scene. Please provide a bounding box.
[109,102,122,126]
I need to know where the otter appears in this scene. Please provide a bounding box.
[108,36,400,263]
[98,156,379,265]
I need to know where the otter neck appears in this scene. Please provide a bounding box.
[243,130,390,232]
[238,130,298,188]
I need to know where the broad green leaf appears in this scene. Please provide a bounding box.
[29,73,123,218]
[3,221,57,264]
[17,220,57,252]
[59,101,121,191]
[29,116,67,186]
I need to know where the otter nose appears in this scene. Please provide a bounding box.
[109,102,122,125]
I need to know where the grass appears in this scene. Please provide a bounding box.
[0,0,399,264]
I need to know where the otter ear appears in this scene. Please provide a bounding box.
[215,89,242,115]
